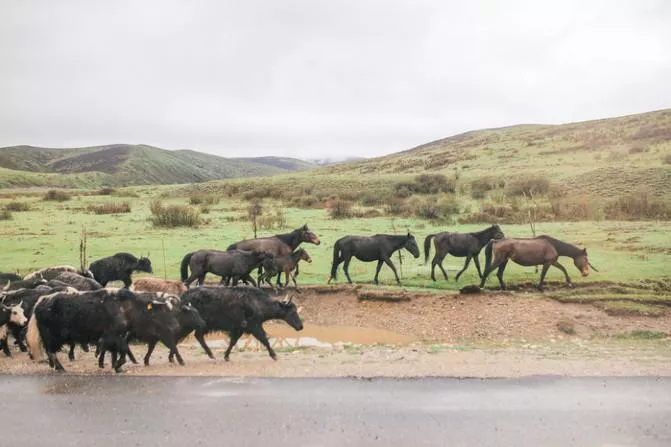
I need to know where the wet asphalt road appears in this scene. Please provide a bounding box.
[0,375,669,447]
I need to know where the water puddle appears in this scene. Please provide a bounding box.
[198,324,416,349]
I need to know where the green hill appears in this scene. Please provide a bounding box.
[325,109,671,198]
[0,144,316,188]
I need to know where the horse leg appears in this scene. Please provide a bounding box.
[373,260,384,284]
[473,255,483,280]
[495,260,509,290]
[552,261,573,287]
[538,263,552,291]
[431,252,448,281]
[383,257,401,285]
[343,256,354,284]
[479,255,505,288]
[455,255,473,282]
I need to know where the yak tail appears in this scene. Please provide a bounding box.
[180,252,194,283]
[423,234,436,265]
[483,239,495,275]
[329,241,341,282]
[25,311,44,361]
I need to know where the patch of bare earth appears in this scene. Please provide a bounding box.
[1,287,669,378]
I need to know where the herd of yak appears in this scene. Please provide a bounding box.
[0,223,597,373]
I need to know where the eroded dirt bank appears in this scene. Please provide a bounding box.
[1,286,670,377]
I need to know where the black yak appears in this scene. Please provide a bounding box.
[89,253,153,288]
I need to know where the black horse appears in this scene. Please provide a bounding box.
[424,224,505,282]
[328,233,420,285]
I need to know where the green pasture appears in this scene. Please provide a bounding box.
[1,191,669,292]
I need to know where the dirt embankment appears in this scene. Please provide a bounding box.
[1,286,670,378]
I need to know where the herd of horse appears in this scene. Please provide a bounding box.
[174,223,597,292]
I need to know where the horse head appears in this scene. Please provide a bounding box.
[491,224,505,240]
[405,232,420,259]
[298,224,321,245]
[574,248,597,277]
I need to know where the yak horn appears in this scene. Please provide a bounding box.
[588,261,599,272]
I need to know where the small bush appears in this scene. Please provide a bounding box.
[87,202,131,215]
[394,174,456,197]
[413,196,459,220]
[258,210,287,230]
[628,145,647,154]
[550,195,602,221]
[5,201,31,212]
[556,318,576,335]
[328,199,353,219]
[470,176,505,199]
[663,154,671,165]
[150,201,202,228]
[97,187,117,196]
[43,190,71,202]
[604,190,671,220]
[0,209,12,220]
[189,194,220,205]
[505,175,550,197]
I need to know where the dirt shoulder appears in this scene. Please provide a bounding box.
[1,286,670,378]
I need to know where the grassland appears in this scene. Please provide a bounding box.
[1,190,669,293]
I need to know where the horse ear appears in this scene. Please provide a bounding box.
[302,224,308,230]
[583,248,587,254]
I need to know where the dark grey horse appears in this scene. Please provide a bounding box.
[328,233,420,285]
[180,249,270,287]
[424,224,505,282]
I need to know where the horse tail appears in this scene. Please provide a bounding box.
[484,239,495,274]
[180,252,194,283]
[329,241,341,281]
[423,234,436,265]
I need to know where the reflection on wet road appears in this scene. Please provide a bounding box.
[0,375,669,446]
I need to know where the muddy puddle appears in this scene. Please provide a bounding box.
[198,324,416,349]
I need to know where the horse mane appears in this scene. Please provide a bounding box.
[471,225,499,239]
[537,235,584,257]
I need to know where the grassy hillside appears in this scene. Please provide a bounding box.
[326,109,671,198]
[176,109,671,224]
[0,144,316,188]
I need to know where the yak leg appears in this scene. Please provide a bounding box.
[552,261,572,287]
[224,328,244,361]
[538,263,552,291]
[0,337,10,357]
[495,260,509,290]
[170,346,185,365]
[383,257,401,284]
[48,351,65,372]
[455,255,473,282]
[194,330,214,359]
[343,256,354,284]
[68,343,77,361]
[144,341,158,366]
[249,326,277,360]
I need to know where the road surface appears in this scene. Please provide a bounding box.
[0,375,669,446]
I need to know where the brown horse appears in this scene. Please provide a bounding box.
[479,235,598,291]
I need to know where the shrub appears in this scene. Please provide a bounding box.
[258,210,287,230]
[189,194,220,205]
[413,196,459,220]
[394,174,456,198]
[5,201,31,212]
[604,190,671,220]
[43,190,71,202]
[328,199,353,219]
[550,195,602,221]
[86,202,131,215]
[628,145,647,154]
[97,187,117,196]
[505,175,551,197]
[470,176,505,199]
[663,154,671,165]
[0,209,12,220]
[150,201,202,227]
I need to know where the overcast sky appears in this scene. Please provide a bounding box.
[1,1,670,159]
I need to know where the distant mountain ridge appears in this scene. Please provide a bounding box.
[0,144,316,188]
